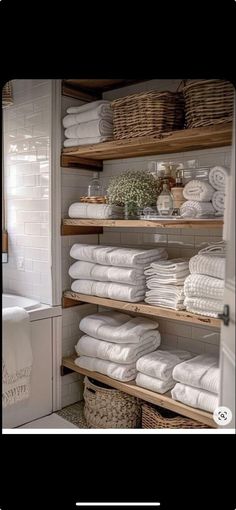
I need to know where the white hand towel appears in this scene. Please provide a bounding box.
[171,383,219,413]
[145,258,189,274]
[68,203,124,220]
[65,119,113,139]
[145,286,185,310]
[75,332,160,364]
[71,279,145,302]
[75,355,137,382]
[64,100,112,125]
[79,311,159,344]
[198,240,227,256]
[2,307,33,408]
[212,191,225,213]
[172,354,220,394]
[183,180,215,202]
[189,254,225,280]
[136,372,175,394]
[64,136,112,147]
[209,165,228,191]
[180,200,215,218]
[184,296,224,317]
[69,261,145,286]
[184,274,224,300]
[136,349,193,381]
[70,243,168,268]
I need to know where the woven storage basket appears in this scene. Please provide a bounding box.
[80,195,107,204]
[2,81,14,107]
[111,90,185,140]
[84,376,141,428]
[182,79,234,128]
[142,403,208,429]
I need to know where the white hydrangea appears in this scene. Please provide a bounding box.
[107,170,161,207]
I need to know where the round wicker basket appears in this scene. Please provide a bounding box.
[84,376,141,429]
[141,403,208,429]
[80,196,107,204]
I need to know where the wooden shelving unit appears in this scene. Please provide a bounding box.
[62,79,146,102]
[62,356,215,428]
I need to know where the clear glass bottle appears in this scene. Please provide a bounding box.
[171,169,185,210]
[87,173,103,197]
[160,163,177,190]
[157,179,173,216]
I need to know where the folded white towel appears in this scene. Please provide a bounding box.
[68,203,124,220]
[64,135,112,147]
[183,180,215,202]
[198,241,226,256]
[171,383,219,413]
[145,258,190,286]
[180,200,215,218]
[75,332,160,364]
[145,286,185,310]
[212,191,225,213]
[184,274,224,300]
[75,355,136,382]
[209,165,228,191]
[136,349,193,381]
[172,354,220,394]
[70,243,168,268]
[189,254,225,279]
[64,100,112,125]
[79,312,159,344]
[136,372,174,394]
[2,307,33,408]
[184,296,224,317]
[65,119,113,139]
[69,261,145,286]
[71,279,145,302]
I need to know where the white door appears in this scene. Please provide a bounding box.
[219,95,235,429]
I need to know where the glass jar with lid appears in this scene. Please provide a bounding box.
[87,173,103,197]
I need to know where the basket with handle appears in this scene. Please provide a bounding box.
[141,403,209,429]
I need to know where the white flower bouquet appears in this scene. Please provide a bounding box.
[107,170,161,208]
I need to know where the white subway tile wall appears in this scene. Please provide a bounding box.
[3,80,52,304]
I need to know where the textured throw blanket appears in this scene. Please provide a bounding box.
[184,274,224,300]
[74,355,137,382]
[136,349,193,381]
[68,203,124,219]
[64,136,112,147]
[75,332,160,364]
[184,296,224,317]
[209,165,228,191]
[79,312,159,344]
[212,191,225,213]
[70,243,168,268]
[69,261,145,286]
[136,372,175,394]
[189,254,225,279]
[171,383,219,413]
[172,354,220,394]
[183,180,215,202]
[65,119,113,139]
[71,279,145,302]
[180,200,215,218]
[63,100,113,127]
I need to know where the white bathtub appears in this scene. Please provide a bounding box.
[3,293,40,311]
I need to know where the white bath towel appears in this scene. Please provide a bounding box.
[209,165,228,191]
[70,243,168,268]
[184,274,224,300]
[184,296,224,317]
[183,180,215,202]
[74,355,137,382]
[136,372,175,394]
[71,279,145,302]
[2,307,33,408]
[180,200,215,218]
[173,354,220,394]
[198,241,226,256]
[68,203,124,220]
[145,258,189,286]
[64,100,112,125]
[171,383,219,413]
[136,349,193,381]
[75,332,160,364]
[145,286,185,310]
[69,261,145,286]
[79,312,159,344]
[189,254,225,279]
[65,119,113,139]
[212,191,225,214]
[64,136,112,147]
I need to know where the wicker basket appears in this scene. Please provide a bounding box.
[141,403,208,429]
[182,79,234,128]
[80,196,107,204]
[111,90,185,140]
[84,376,141,428]
[2,81,14,107]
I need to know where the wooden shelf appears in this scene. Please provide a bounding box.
[62,356,215,428]
[62,79,146,102]
[62,218,223,234]
[63,291,221,327]
[61,123,232,164]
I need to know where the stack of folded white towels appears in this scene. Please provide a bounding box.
[180,179,216,218]
[184,241,225,317]
[144,258,190,310]
[62,100,113,147]
[136,349,193,394]
[69,243,168,303]
[74,311,161,382]
[209,165,228,216]
[171,353,220,413]
[68,202,124,220]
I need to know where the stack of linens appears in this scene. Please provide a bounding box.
[63,100,113,147]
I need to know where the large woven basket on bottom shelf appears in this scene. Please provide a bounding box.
[182,79,234,128]
[83,376,141,428]
[141,403,208,429]
[111,90,184,140]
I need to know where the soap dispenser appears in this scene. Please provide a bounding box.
[157,179,174,216]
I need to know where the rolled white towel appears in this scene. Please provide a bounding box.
[63,100,113,127]
[68,203,124,220]
[65,119,113,139]
[71,279,145,302]
[209,165,228,191]
[212,191,225,213]
[184,274,224,300]
[189,253,225,279]
[136,372,175,394]
[136,349,193,381]
[74,355,137,382]
[69,261,145,286]
[184,296,224,317]
[183,180,215,202]
[180,200,215,218]
[64,136,112,147]
[171,383,219,413]
[172,354,220,394]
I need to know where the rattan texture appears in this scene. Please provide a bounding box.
[141,403,208,429]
